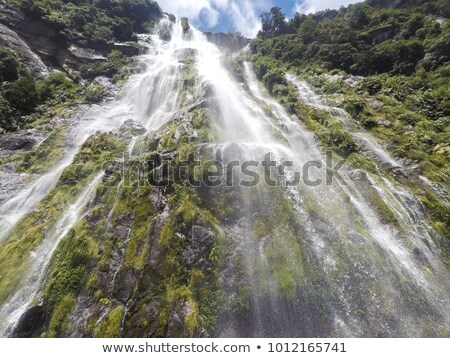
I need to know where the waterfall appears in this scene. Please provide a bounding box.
[0,18,449,338]
[286,75,402,168]
[0,173,104,336]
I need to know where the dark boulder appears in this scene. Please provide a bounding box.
[13,305,45,337]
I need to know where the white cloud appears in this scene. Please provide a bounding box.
[293,0,362,14]
[160,1,363,37]
[160,0,271,38]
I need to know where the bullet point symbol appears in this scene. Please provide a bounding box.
[257,346,261,349]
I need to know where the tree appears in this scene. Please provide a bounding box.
[347,4,371,29]
[289,12,306,31]
[259,7,287,36]
[270,7,287,35]
[260,11,272,34]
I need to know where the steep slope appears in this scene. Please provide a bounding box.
[0,0,162,132]
[0,1,449,339]
[250,1,450,243]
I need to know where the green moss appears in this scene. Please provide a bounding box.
[419,188,450,237]
[303,194,329,223]
[176,196,197,227]
[124,187,156,269]
[347,152,377,173]
[45,220,98,306]
[100,297,110,306]
[0,181,96,306]
[159,219,176,248]
[16,124,67,173]
[251,220,271,240]
[94,306,125,338]
[47,293,76,337]
[265,229,304,298]
[150,188,225,336]
[184,295,200,337]
[86,315,99,337]
[298,106,359,158]
[369,187,398,225]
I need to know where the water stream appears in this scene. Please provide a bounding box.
[0,19,449,337]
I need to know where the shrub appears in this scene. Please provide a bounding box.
[325,129,359,157]
[2,75,39,113]
[262,68,286,93]
[0,47,20,82]
[0,95,21,131]
[36,71,77,102]
[343,96,367,118]
[361,78,383,95]
[84,83,108,103]
[422,31,450,71]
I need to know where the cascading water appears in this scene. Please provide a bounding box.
[0,172,103,336]
[0,20,188,334]
[0,35,159,243]
[0,18,449,338]
[286,75,401,168]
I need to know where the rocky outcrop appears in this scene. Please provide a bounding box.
[0,23,49,78]
[14,305,45,338]
[0,1,146,76]
[359,24,397,44]
[0,132,37,153]
[0,0,67,68]
[112,42,142,57]
[181,17,191,34]
[67,46,107,63]
[204,32,250,53]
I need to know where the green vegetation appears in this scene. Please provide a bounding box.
[36,71,79,103]
[0,0,161,132]
[3,0,449,337]
[47,293,76,337]
[16,124,67,173]
[252,2,450,118]
[0,132,125,307]
[79,50,136,83]
[0,47,37,131]
[15,0,162,47]
[94,306,125,338]
[254,2,449,75]
[0,46,20,82]
[250,1,450,241]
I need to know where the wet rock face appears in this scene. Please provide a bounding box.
[0,23,49,78]
[180,226,215,267]
[181,17,191,34]
[0,133,37,152]
[13,305,45,338]
[0,0,66,68]
[0,1,144,76]
[204,32,250,53]
[112,42,141,57]
[118,120,147,140]
[68,45,107,63]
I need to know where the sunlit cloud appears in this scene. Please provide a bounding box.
[161,0,271,37]
[160,1,363,37]
[293,0,362,14]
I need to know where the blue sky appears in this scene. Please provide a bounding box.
[160,0,362,37]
